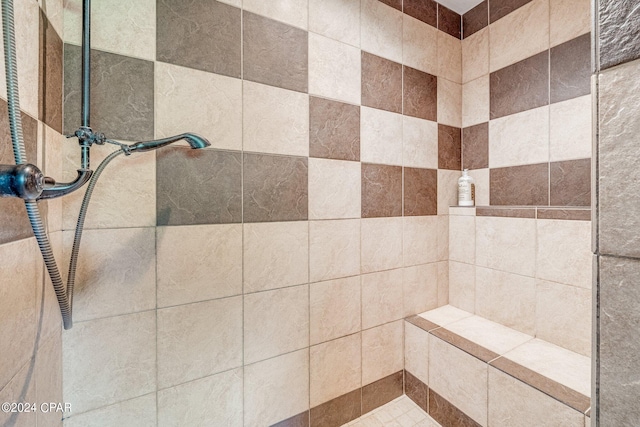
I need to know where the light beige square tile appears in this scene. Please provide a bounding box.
[403,14,438,75]
[0,360,36,427]
[550,0,591,48]
[243,0,308,29]
[437,261,450,306]
[310,276,361,345]
[62,145,156,230]
[404,321,429,384]
[438,32,462,84]
[462,27,489,84]
[468,169,489,206]
[64,394,156,427]
[63,311,156,414]
[419,304,472,326]
[489,105,549,168]
[536,219,592,289]
[489,0,550,72]
[64,0,155,60]
[550,95,592,162]
[243,221,308,293]
[448,261,475,313]
[437,79,462,128]
[361,106,403,166]
[488,367,584,427]
[310,334,361,406]
[361,217,403,273]
[310,219,361,282]
[244,285,309,364]
[309,158,361,219]
[35,333,63,427]
[155,62,242,151]
[462,76,490,128]
[446,315,533,355]
[403,216,438,267]
[403,116,438,169]
[536,279,591,356]
[43,125,64,233]
[157,297,242,389]
[362,321,403,385]
[158,369,242,427]
[309,0,360,47]
[362,269,404,329]
[157,224,241,307]
[243,80,309,157]
[437,170,459,215]
[437,215,449,261]
[429,336,487,426]
[449,215,475,263]
[244,349,309,427]
[476,216,536,277]
[404,264,439,317]
[63,227,156,322]
[361,0,403,63]
[449,207,476,216]
[475,267,536,335]
[309,33,361,105]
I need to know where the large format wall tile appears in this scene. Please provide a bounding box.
[405,321,430,384]
[404,0,437,27]
[40,11,63,133]
[598,1,640,70]
[549,95,592,162]
[309,0,360,47]
[476,216,536,277]
[463,1,488,38]
[550,33,591,104]
[309,96,360,162]
[489,106,549,168]
[157,147,241,226]
[361,0,403,63]
[243,12,308,93]
[462,122,489,170]
[155,62,242,151]
[438,4,461,39]
[243,81,309,157]
[243,0,307,29]
[403,216,439,266]
[438,31,463,83]
[404,167,438,216]
[310,276,361,345]
[309,33,361,105]
[361,269,404,329]
[64,46,154,140]
[64,394,156,427]
[243,153,308,223]
[438,78,462,127]
[403,116,438,169]
[462,28,489,84]
[360,107,403,165]
[0,361,36,427]
[361,52,402,114]
[309,158,361,219]
[361,163,402,218]
[490,163,549,205]
[462,76,489,127]
[309,219,361,282]
[448,261,476,312]
[310,334,361,407]
[403,14,439,76]
[405,66,438,121]
[550,0,590,47]
[404,263,439,316]
[449,215,476,263]
[362,321,403,385]
[550,159,591,206]
[361,217,403,273]
[438,124,462,170]
[490,50,549,119]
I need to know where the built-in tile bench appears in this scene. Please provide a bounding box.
[404,305,591,427]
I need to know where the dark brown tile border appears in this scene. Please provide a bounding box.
[362,371,404,414]
[490,163,549,206]
[405,370,428,412]
[406,315,440,332]
[462,0,488,39]
[428,388,482,427]
[536,208,592,221]
[476,206,536,218]
[430,328,500,363]
[271,411,310,427]
[310,388,361,427]
[490,357,591,414]
[550,158,591,207]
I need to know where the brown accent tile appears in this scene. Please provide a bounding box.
[362,52,403,114]
[476,207,536,218]
[462,123,488,170]
[490,357,591,413]
[598,1,640,70]
[157,147,242,225]
[463,1,488,39]
[271,411,310,427]
[378,0,403,12]
[310,388,361,427]
[39,11,63,133]
[361,163,403,218]
[490,51,549,120]
[64,45,154,140]
[489,0,533,24]
[537,208,592,221]
[243,153,308,222]
[550,33,591,104]
[438,124,461,170]
[438,4,462,39]
[406,315,440,332]
[430,329,500,363]
[243,11,308,93]
[157,0,241,78]
[309,97,360,162]
[404,66,438,121]
[490,163,549,206]
[550,159,591,207]
[404,0,437,28]
[404,167,437,216]
[362,371,404,414]
[428,388,482,427]
[405,370,428,412]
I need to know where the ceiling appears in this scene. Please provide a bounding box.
[437,0,484,15]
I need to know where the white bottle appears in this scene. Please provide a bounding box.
[458,169,475,206]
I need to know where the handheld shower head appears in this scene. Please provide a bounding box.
[126,133,211,154]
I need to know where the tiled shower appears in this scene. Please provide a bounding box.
[0,0,637,426]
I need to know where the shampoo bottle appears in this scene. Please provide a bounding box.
[458,169,475,206]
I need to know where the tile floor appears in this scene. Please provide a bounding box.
[342,396,442,427]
